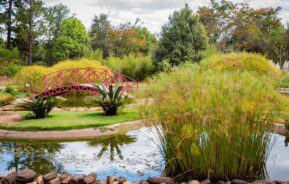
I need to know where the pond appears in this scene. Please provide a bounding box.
[0,127,289,181]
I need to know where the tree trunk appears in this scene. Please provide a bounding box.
[28,0,33,65]
[6,0,13,50]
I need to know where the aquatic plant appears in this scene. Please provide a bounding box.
[141,53,289,181]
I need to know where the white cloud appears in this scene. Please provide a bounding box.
[43,0,289,33]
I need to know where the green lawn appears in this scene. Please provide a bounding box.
[0,91,9,97]
[1,109,139,131]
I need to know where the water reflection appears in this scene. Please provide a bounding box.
[0,127,163,181]
[88,134,136,162]
[0,141,64,174]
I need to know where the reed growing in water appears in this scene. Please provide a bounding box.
[141,53,289,181]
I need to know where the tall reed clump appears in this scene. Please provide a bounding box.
[141,53,289,181]
[103,54,154,81]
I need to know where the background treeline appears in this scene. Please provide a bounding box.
[1,0,289,81]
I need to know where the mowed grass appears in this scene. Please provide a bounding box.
[1,109,139,131]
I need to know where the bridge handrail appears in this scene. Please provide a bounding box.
[29,67,137,84]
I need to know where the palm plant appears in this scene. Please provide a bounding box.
[88,134,136,162]
[17,97,60,119]
[94,83,125,115]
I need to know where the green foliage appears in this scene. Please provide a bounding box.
[0,95,14,107]
[153,5,208,69]
[201,52,281,80]
[281,70,289,88]
[0,48,21,77]
[15,59,108,86]
[104,54,154,81]
[5,85,21,96]
[198,0,287,66]
[17,97,60,119]
[47,17,91,64]
[88,83,125,115]
[141,53,289,181]
[2,63,22,77]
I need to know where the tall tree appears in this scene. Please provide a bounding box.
[153,4,208,69]
[44,3,70,64]
[89,14,111,58]
[14,0,46,65]
[48,17,90,64]
[0,0,15,50]
[198,0,284,65]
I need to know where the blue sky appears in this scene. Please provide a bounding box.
[44,0,289,34]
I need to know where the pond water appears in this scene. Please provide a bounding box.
[0,127,289,181]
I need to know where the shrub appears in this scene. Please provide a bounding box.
[201,52,280,80]
[5,85,21,96]
[104,54,154,81]
[2,63,22,77]
[281,70,289,88]
[51,58,107,71]
[14,59,108,86]
[17,97,60,119]
[0,48,21,77]
[141,53,289,181]
[0,95,14,107]
[86,83,126,115]
[15,65,52,86]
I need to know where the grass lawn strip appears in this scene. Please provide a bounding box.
[0,110,138,131]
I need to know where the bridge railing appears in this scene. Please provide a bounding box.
[28,67,138,99]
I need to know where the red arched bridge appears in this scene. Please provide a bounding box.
[28,67,138,99]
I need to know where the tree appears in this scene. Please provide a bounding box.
[48,17,90,64]
[153,4,208,68]
[0,0,15,50]
[14,0,46,65]
[89,14,111,58]
[198,0,285,66]
[44,3,70,64]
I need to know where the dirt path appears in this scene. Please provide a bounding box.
[0,111,22,126]
[0,119,148,140]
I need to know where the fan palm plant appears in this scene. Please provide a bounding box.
[17,97,60,119]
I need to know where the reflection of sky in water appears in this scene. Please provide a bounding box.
[0,127,164,181]
[266,134,289,180]
[1,128,289,181]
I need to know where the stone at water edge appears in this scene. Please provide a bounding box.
[36,175,44,184]
[189,180,200,184]
[118,177,128,184]
[132,181,140,184]
[216,181,226,184]
[43,173,58,181]
[201,179,211,184]
[47,178,61,184]
[60,173,71,184]
[2,171,16,184]
[95,180,107,184]
[231,179,248,184]
[122,182,131,184]
[147,177,174,184]
[26,182,37,184]
[71,174,86,184]
[84,172,97,184]
[16,170,38,183]
[251,181,275,184]
[107,175,116,184]
[140,180,149,184]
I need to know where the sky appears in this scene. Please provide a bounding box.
[43,0,289,34]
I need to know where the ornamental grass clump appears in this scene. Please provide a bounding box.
[141,53,289,181]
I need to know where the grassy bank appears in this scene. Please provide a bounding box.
[1,109,139,131]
